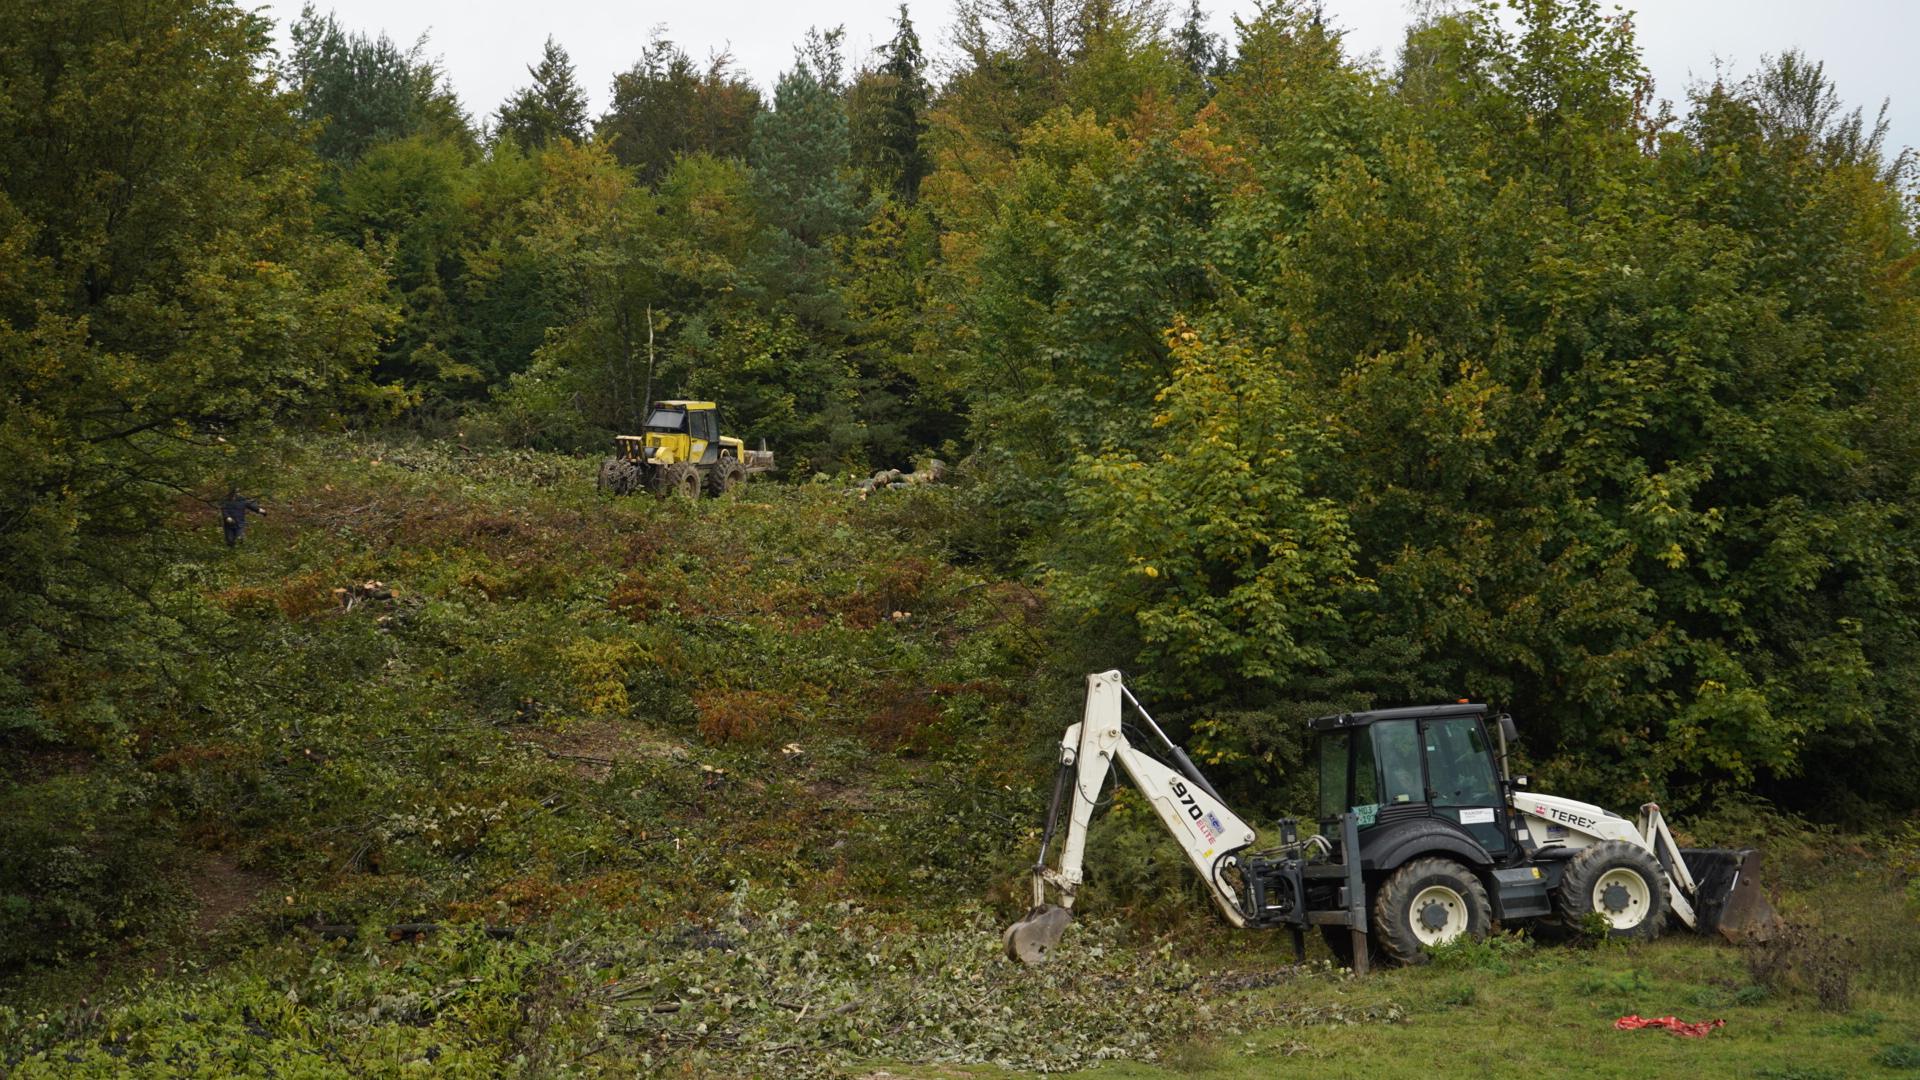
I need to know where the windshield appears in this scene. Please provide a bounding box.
[1426,716,1498,806]
[1372,720,1424,805]
[646,408,686,432]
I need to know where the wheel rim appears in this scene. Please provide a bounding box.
[1591,867,1651,929]
[1408,884,1470,946]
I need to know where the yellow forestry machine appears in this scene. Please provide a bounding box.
[1005,671,1782,970]
[598,400,775,498]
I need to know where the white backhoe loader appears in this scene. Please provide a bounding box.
[1004,671,1781,970]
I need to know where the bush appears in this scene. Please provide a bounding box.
[0,773,186,972]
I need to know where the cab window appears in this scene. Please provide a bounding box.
[1371,720,1424,805]
[690,410,715,441]
[1317,730,1349,821]
[1425,716,1499,807]
[1351,725,1380,807]
[646,408,685,432]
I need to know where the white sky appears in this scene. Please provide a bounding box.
[256,0,1920,158]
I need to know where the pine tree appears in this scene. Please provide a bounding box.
[495,36,590,150]
[751,31,864,253]
[1173,0,1224,93]
[851,5,932,201]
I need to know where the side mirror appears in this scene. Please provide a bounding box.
[1498,715,1518,743]
[1512,775,1529,787]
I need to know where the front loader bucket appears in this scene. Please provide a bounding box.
[1004,904,1072,964]
[1681,848,1782,944]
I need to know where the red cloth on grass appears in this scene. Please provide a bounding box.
[1613,1014,1726,1037]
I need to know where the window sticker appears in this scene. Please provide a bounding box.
[1459,807,1496,824]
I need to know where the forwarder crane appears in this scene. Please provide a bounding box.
[1004,671,1780,970]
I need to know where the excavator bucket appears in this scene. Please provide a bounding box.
[1004,904,1072,964]
[1681,848,1783,943]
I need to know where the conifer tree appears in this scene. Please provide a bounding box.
[750,29,864,260]
[851,5,932,200]
[495,36,590,150]
[1173,0,1224,92]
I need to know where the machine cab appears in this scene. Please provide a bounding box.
[617,400,720,465]
[1311,704,1510,857]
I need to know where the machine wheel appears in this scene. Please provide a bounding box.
[707,457,745,496]
[602,459,641,495]
[1372,857,1492,965]
[658,462,702,499]
[1556,840,1669,940]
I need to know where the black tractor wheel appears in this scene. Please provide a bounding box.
[707,457,745,497]
[658,462,701,499]
[1372,857,1492,965]
[1556,840,1670,941]
[597,458,623,494]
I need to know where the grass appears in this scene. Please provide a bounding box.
[1072,937,1920,1080]
[3,437,1917,1076]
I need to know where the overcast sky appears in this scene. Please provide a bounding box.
[257,0,1920,160]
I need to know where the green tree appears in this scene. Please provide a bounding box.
[324,135,483,407]
[495,36,590,151]
[1051,323,1361,699]
[285,4,473,164]
[456,144,571,387]
[843,198,960,461]
[1172,0,1224,93]
[0,0,388,727]
[747,28,868,327]
[849,5,933,201]
[598,36,762,185]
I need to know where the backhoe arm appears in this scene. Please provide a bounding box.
[1005,671,1258,962]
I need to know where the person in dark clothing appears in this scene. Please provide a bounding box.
[220,490,266,547]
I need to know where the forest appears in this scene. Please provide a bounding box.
[3,0,1919,1074]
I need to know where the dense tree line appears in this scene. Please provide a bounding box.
[3,0,1918,825]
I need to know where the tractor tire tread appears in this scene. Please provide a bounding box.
[707,457,745,497]
[656,462,700,499]
[1555,840,1670,941]
[1371,856,1492,967]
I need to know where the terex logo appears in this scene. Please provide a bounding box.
[1544,805,1599,831]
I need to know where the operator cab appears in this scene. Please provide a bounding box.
[1310,704,1513,858]
[642,401,722,464]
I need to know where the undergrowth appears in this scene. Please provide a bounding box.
[1,436,1055,985]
